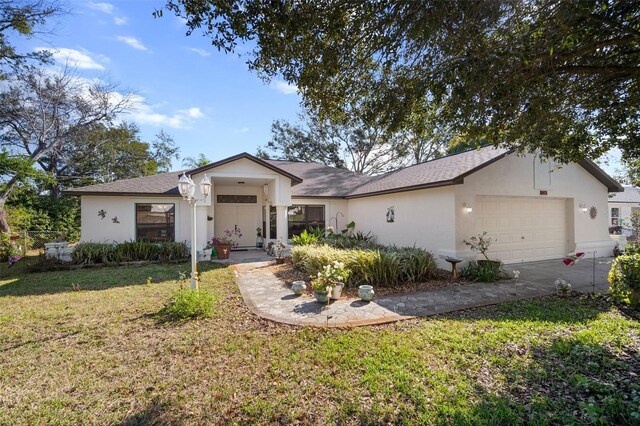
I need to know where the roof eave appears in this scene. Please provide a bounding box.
[63,191,180,197]
[345,179,462,199]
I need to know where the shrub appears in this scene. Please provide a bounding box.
[625,242,640,255]
[72,241,189,264]
[291,244,436,287]
[462,260,503,282]
[158,288,217,321]
[72,242,118,264]
[321,231,377,250]
[0,232,19,261]
[608,254,640,306]
[290,228,324,246]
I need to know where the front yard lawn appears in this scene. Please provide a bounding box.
[1,261,639,424]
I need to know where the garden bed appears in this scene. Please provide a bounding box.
[270,259,463,298]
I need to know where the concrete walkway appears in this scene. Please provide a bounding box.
[234,257,614,328]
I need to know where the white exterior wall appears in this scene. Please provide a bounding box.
[347,187,457,267]
[454,153,614,259]
[80,195,186,243]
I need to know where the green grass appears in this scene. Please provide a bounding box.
[0,258,639,424]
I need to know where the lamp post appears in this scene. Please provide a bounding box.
[178,173,211,290]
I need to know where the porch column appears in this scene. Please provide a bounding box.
[276,205,288,241]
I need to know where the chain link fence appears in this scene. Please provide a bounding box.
[4,230,69,256]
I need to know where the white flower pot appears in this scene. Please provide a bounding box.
[330,282,344,300]
[291,281,306,295]
[358,285,375,302]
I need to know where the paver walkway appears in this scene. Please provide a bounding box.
[234,257,615,328]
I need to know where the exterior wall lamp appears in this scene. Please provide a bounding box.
[579,203,588,214]
[463,202,473,214]
[178,173,211,290]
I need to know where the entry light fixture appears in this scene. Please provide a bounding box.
[463,202,473,214]
[579,203,588,214]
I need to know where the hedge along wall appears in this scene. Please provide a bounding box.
[291,244,437,287]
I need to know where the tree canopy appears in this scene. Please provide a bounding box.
[160,0,640,163]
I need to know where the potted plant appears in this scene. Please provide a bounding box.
[315,260,350,300]
[208,228,242,260]
[256,227,264,249]
[464,231,501,275]
[310,278,331,303]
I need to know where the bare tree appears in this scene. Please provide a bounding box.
[0,67,133,231]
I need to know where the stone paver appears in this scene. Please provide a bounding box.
[234,257,615,328]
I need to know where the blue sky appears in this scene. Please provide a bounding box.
[10,0,624,177]
[11,0,302,170]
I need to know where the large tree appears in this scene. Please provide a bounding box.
[0,0,63,78]
[65,123,180,187]
[160,0,640,163]
[0,67,133,231]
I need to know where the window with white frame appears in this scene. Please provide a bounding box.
[611,207,620,226]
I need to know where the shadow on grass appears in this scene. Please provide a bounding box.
[118,398,174,426]
[0,261,228,298]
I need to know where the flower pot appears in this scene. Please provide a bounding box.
[292,280,307,295]
[330,282,344,300]
[314,290,329,303]
[358,285,375,302]
[215,244,231,259]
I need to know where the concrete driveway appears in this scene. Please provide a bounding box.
[510,256,614,293]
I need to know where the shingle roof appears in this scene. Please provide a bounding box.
[64,171,184,196]
[264,160,373,197]
[65,146,622,198]
[346,146,511,197]
[609,186,640,203]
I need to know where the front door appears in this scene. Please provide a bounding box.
[215,204,258,248]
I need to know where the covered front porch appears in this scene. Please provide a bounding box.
[185,153,300,254]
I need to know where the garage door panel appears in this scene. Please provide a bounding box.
[474,196,568,263]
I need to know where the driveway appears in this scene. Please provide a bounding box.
[511,256,614,293]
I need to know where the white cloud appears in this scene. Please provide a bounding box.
[114,16,127,25]
[87,2,114,14]
[188,47,211,57]
[272,79,298,95]
[126,96,204,129]
[35,47,105,70]
[117,36,148,51]
[233,127,249,134]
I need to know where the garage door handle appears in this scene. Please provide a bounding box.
[521,236,525,239]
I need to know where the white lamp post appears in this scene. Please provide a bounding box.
[178,173,211,290]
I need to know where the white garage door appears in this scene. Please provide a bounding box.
[474,196,568,264]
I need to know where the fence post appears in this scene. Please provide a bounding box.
[23,230,27,256]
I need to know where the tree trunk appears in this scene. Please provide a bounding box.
[0,174,20,233]
[0,206,10,233]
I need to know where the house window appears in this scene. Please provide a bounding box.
[611,207,620,226]
[216,195,257,203]
[287,205,325,238]
[136,203,175,242]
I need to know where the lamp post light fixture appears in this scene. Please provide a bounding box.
[178,173,211,290]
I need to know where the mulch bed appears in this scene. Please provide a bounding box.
[269,259,468,299]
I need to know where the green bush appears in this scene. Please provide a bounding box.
[72,241,189,264]
[608,254,640,306]
[625,242,640,255]
[462,260,503,282]
[72,242,118,264]
[321,231,377,250]
[291,244,436,287]
[158,288,218,321]
[0,232,19,261]
[290,228,323,246]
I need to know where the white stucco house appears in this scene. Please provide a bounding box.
[65,146,623,267]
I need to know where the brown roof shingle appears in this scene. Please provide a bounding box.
[264,160,373,197]
[346,146,511,197]
[64,171,184,196]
